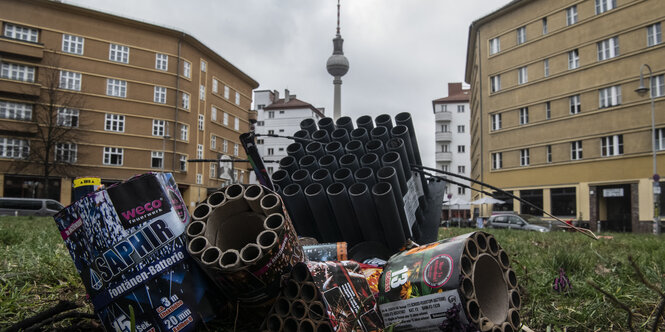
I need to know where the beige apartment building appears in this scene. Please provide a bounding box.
[0,0,258,208]
[465,0,664,232]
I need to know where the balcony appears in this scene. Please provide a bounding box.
[0,79,41,98]
[0,38,44,60]
[435,131,452,142]
[435,111,452,122]
[436,151,452,162]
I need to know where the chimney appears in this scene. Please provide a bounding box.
[273,90,279,103]
[448,83,463,96]
[284,89,291,103]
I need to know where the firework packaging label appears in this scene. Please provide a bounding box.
[303,242,348,261]
[54,172,226,332]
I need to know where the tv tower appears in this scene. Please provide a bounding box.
[326,0,349,120]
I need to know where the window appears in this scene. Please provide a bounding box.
[545,101,551,119]
[543,59,549,77]
[0,138,29,159]
[105,114,125,132]
[183,61,191,78]
[2,62,35,82]
[182,93,190,110]
[519,107,529,125]
[599,85,621,108]
[458,145,465,153]
[196,174,202,185]
[457,125,465,133]
[457,105,465,113]
[458,187,466,195]
[490,75,501,93]
[597,37,619,61]
[441,105,448,112]
[489,37,500,55]
[109,44,129,63]
[58,70,80,90]
[223,112,229,126]
[106,79,127,98]
[154,86,166,104]
[571,141,583,160]
[569,95,581,114]
[595,0,616,15]
[151,151,164,168]
[516,26,526,45]
[279,129,285,133]
[441,144,449,152]
[601,135,623,156]
[152,119,165,136]
[566,6,578,26]
[0,101,32,120]
[103,147,123,165]
[551,187,577,217]
[542,18,548,34]
[199,85,205,100]
[518,66,528,84]
[235,92,240,105]
[520,149,530,166]
[458,166,465,174]
[258,104,265,110]
[647,23,662,47]
[210,163,216,178]
[223,139,228,153]
[224,86,230,99]
[211,106,217,121]
[568,49,579,69]
[234,143,239,156]
[268,111,275,119]
[200,60,207,72]
[491,113,502,131]
[441,165,449,172]
[651,74,664,98]
[155,53,168,71]
[211,135,216,149]
[55,143,77,163]
[212,79,218,93]
[197,144,203,159]
[234,117,240,130]
[267,148,274,156]
[62,34,84,55]
[657,128,665,151]
[4,23,38,42]
[198,114,204,131]
[520,189,543,216]
[546,145,552,163]
[440,124,449,132]
[180,155,187,171]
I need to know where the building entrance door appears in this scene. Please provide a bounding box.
[599,184,632,232]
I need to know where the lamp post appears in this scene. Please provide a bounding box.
[635,64,661,235]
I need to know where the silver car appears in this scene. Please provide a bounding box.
[487,214,550,232]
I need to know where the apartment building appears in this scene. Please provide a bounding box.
[433,82,471,219]
[0,0,258,207]
[465,0,664,232]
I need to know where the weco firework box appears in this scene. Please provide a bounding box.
[54,172,226,332]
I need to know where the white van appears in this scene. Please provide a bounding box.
[0,197,64,216]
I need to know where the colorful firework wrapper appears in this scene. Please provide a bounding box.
[303,242,348,262]
[54,172,226,332]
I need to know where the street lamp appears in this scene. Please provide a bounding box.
[635,63,661,235]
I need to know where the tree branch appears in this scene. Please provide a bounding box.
[587,280,635,332]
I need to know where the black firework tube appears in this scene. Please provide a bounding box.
[326,183,364,246]
[305,141,325,159]
[311,168,333,188]
[350,127,370,144]
[331,128,350,145]
[381,151,408,194]
[244,184,265,214]
[375,113,393,129]
[354,167,376,188]
[370,125,390,143]
[291,169,312,188]
[371,182,406,252]
[299,154,319,173]
[332,168,355,188]
[356,114,374,131]
[389,125,416,167]
[279,155,299,174]
[360,153,381,172]
[348,182,386,244]
[324,141,345,160]
[287,142,306,160]
[365,139,385,156]
[300,118,318,135]
[282,183,319,238]
[273,183,282,195]
[318,155,339,173]
[386,137,412,180]
[395,112,423,166]
[272,169,292,188]
[293,129,311,145]
[344,140,365,159]
[304,183,342,243]
[377,166,411,238]
[260,193,282,215]
[339,153,360,172]
[312,129,331,143]
[207,190,226,208]
[317,117,336,135]
[335,116,354,132]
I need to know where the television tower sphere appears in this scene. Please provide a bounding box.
[327,36,349,77]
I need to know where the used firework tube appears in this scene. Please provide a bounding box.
[331,128,350,145]
[316,322,333,332]
[479,318,493,332]
[283,317,299,332]
[326,183,363,246]
[201,246,222,267]
[473,254,509,325]
[372,182,406,252]
[332,168,355,188]
[291,169,312,188]
[498,249,511,270]
[275,297,291,317]
[370,125,390,143]
[349,182,386,244]
[187,236,210,258]
[389,125,416,167]
[324,141,345,160]
[299,155,319,174]
[344,140,365,159]
[466,298,481,323]
[360,153,381,173]
[501,322,515,332]
[461,255,473,276]
[508,308,520,329]
[312,129,330,143]
[474,232,488,252]
[377,166,410,238]
[318,155,338,173]
[311,168,333,188]
[386,137,412,180]
[381,151,408,194]
[395,112,423,168]
[308,302,325,320]
[460,275,475,299]
[186,220,206,238]
[279,155,299,174]
[465,237,479,260]
[299,281,319,302]
[350,127,369,144]
[356,115,374,131]
[287,142,306,160]
[291,262,312,282]
[505,269,518,289]
[258,230,279,252]
[264,214,285,234]
[272,169,292,188]
[240,243,262,265]
[354,167,376,189]
[219,249,241,270]
[509,289,521,309]
[300,118,317,135]
[244,184,265,214]
[375,113,393,129]
[317,117,336,135]
[192,202,212,221]
[282,184,318,238]
[207,191,226,208]
[305,141,325,159]
[365,139,385,156]
[291,299,307,319]
[285,279,300,299]
[487,234,499,255]
[273,183,282,195]
[304,183,342,243]
[293,129,311,145]
[267,314,283,332]
[339,153,360,172]
[335,116,354,132]
[223,184,250,214]
[298,319,316,332]
[260,194,282,215]
[214,212,264,250]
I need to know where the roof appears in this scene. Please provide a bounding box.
[432,93,470,104]
[264,98,325,118]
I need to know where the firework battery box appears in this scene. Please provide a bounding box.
[54,172,227,332]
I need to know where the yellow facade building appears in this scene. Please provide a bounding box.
[465,0,664,232]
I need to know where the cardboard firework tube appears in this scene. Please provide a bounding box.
[366,139,385,155]
[377,166,411,238]
[375,113,393,129]
[299,154,319,173]
[501,322,515,332]
[244,184,265,214]
[299,281,318,302]
[350,127,370,144]
[386,137,412,180]
[473,253,510,325]
[339,153,360,172]
[298,319,316,332]
[316,322,333,332]
[324,141,345,160]
[312,129,331,143]
[461,254,473,276]
[389,125,417,167]
[356,114,374,131]
[312,168,333,188]
[192,202,212,221]
[318,155,338,174]
[504,269,518,289]
[381,151,408,194]
[508,308,520,330]
[465,237,480,260]
[187,236,210,258]
[291,169,312,188]
[215,212,265,251]
[370,125,390,143]
[348,182,386,244]
[287,142,306,160]
[326,183,364,246]
[354,167,376,188]
[332,168,355,188]
[186,220,206,238]
[372,182,407,252]
[335,116,354,132]
[498,249,511,270]
[272,169,292,188]
[479,318,493,332]
[293,129,311,145]
[201,246,222,267]
[331,128,350,145]
[275,297,291,317]
[509,289,521,309]
[474,231,489,253]
[280,155,300,174]
[240,243,262,266]
[308,301,325,320]
[460,275,475,299]
[282,183,318,238]
[305,141,325,159]
[261,194,282,215]
[283,317,299,332]
[487,234,500,255]
[267,314,283,332]
[258,229,279,252]
[285,279,301,299]
[304,182,342,243]
[344,140,365,158]
[207,190,226,208]
[466,298,481,323]
[291,299,308,319]
[219,249,242,270]
[292,262,313,282]
[300,118,318,135]
[317,117,336,135]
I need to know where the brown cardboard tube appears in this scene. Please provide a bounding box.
[292,262,312,282]
[214,212,265,251]
[300,281,318,302]
[266,314,283,332]
[285,279,300,299]
[466,298,480,323]
[219,249,241,270]
[465,238,479,260]
[498,249,511,270]
[240,243,262,266]
[207,191,226,208]
[492,326,503,332]
[264,213,285,234]
[223,184,250,213]
[308,301,325,320]
[201,246,222,267]
[315,322,333,332]
[487,234,499,255]
[501,322,515,332]
[192,202,212,221]
[509,289,521,309]
[283,317,298,332]
[504,269,518,289]
[187,236,209,258]
[186,220,206,238]
[473,254,509,325]
[291,299,307,319]
[461,255,473,276]
[479,317,493,332]
[474,232,488,252]
[275,297,291,317]
[460,276,475,299]
[508,308,520,330]
[244,184,265,214]
[260,193,282,215]
[257,230,279,252]
[298,319,316,332]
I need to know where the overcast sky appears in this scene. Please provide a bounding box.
[65,0,512,167]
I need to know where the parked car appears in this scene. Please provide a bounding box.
[0,197,64,216]
[487,213,551,232]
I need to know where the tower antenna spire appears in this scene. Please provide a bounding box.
[327,0,349,120]
[336,0,341,36]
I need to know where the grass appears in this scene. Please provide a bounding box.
[1,216,663,331]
